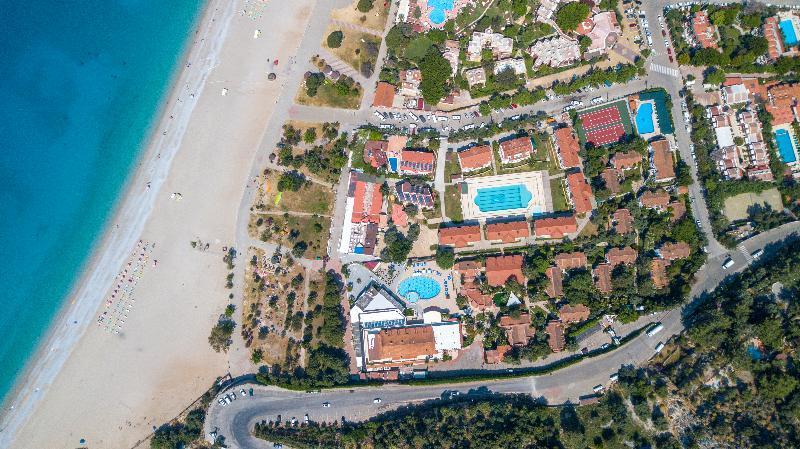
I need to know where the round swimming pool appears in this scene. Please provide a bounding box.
[398,276,440,301]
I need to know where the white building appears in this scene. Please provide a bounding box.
[467,28,514,62]
[529,36,581,69]
[493,58,526,76]
[350,283,406,330]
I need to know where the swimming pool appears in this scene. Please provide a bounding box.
[635,102,655,134]
[775,129,797,163]
[780,19,799,46]
[474,184,532,212]
[428,0,453,25]
[398,276,440,302]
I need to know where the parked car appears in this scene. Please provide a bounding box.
[593,384,605,393]
[373,398,382,404]
[322,402,331,408]
[240,388,247,397]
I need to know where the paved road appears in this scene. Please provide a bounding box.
[208,221,800,448]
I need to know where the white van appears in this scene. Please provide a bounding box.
[722,258,735,269]
[646,323,664,337]
[751,249,764,260]
[655,342,665,353]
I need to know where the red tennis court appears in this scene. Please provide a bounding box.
[579,106,622,129]
[585,124,625,146]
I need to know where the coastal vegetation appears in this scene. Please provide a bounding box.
[296,70,363,109]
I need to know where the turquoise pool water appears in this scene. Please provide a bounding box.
[775,129,797,163]
[635,102,655,134]
[428,0,454,25]
[398,276,440,302]
[474,184,532,212]
[780,19,798,46]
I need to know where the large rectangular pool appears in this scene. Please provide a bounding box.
[635,102,655,134]
[474,184,532,212]
[775,129,797,164]
[780,19,799,46]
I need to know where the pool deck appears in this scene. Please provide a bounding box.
[391,261,459,315]
[460,171,552,220]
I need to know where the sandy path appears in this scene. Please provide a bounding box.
[0,1,316,447]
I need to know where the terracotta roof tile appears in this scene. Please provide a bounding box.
[486,220,530,243]
[457,145,493,172]
[534,215,578,238]
[439,225,481,248]
[485,255,525,287]
[555,252,587,271]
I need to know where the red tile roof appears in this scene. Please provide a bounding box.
[534,215,578,238]
[555,252,587,271]
[457,145,493,172]
[439,225,482,248]
[546,321,565,352]
[545,266,563,298]
[658,242,691,261]
[364,140,388,168]
[612,208,634,234]
[351,179,383,223]
[554,127,581,168]
[593,263,613,294]
[692,11,718,49]
[639,190,670,210]
[601,168,622,195]
[764,17,784,60]
[372,82,396,108]
[400,149,435,175]
[485,255,525,287]
[559,304,590,323]
[391,203,408,227]
[498,136,533,164]
[486,220,530,243]
[567,171,594,214]
[606,246,637,267]
[484,345,511,364]
[499,314,535,346]
[650,139,675,182]
[611,151,643,170]
[368,325,436,362]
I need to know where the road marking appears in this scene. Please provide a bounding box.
[738,244,752,262]
[649,63,680,78]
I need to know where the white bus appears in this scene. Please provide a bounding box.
[646,323,664,337]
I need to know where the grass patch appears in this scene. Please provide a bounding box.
[323,26,382,75]
[250,214,332,259]
[444,184,463,222]
[296,79,362,109]
[550,178,569,212]
[723,188,783,221]
[405,35,433,61]
[444,151,462,183]
[256,172,334,215]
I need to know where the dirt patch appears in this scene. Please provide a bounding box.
[330,0,390,32]
[323,24,382,75]
[253,169,334,215]
[723,188,783,221]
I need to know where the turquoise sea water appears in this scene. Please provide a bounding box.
[0,0,203,403]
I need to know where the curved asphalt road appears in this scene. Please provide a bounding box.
[208,222,800,448]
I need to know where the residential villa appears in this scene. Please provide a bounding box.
[467,28,513,62]
[657,242,691,261]
[486,220,530,244]
[395,181,434,210]
[559,304,590,324]
[611,151,643,170]
[399,69,422,97]
[545,266,563,298]
[545,321,566,352]
[578,11,622,58]
[593,263,613,294]
[554,126,581,169]
[534,215,578,239]
[639,190,671,210]
[650,139,675,182]
[498,136,534,165]
[439,224,482,248]
[499,314,535,346]
[364,140,388,168]
[528,36,581,69]
[457,144,493,173]
[340,172,383,255]
[399,148,435,176]
[606,246,637,267]
[611,208,634,234]
[555,251,587,271]
[567,171,594,215]
[442,39,460,76]
[464,67,487,87]
[485,255,525,286]
[372,82,396,108]
[493,58,527,76]
[691,11,718,49]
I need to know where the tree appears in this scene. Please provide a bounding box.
[555,2,590,32]
[357,0,374,13]
[418,48,451,104]
[434,246,455,269]
[703,66,726,86]
[494,67,519,89]
[277,171,305,192]
[327,30,344,48]
[305,72,325,97]
[303,127,317,144]
[579,35,591,53]
[208,318,235,352]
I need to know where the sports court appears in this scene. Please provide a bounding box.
[574,100,633,147]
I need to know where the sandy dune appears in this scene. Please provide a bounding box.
[0,1,316,447]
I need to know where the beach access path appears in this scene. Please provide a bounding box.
[2,1,322,448]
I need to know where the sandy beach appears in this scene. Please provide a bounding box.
[0,0,316,447]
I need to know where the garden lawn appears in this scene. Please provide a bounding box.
[296,80,362,109]
[444,184,463,222]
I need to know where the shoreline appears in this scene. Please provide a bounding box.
[0,0,234,444]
